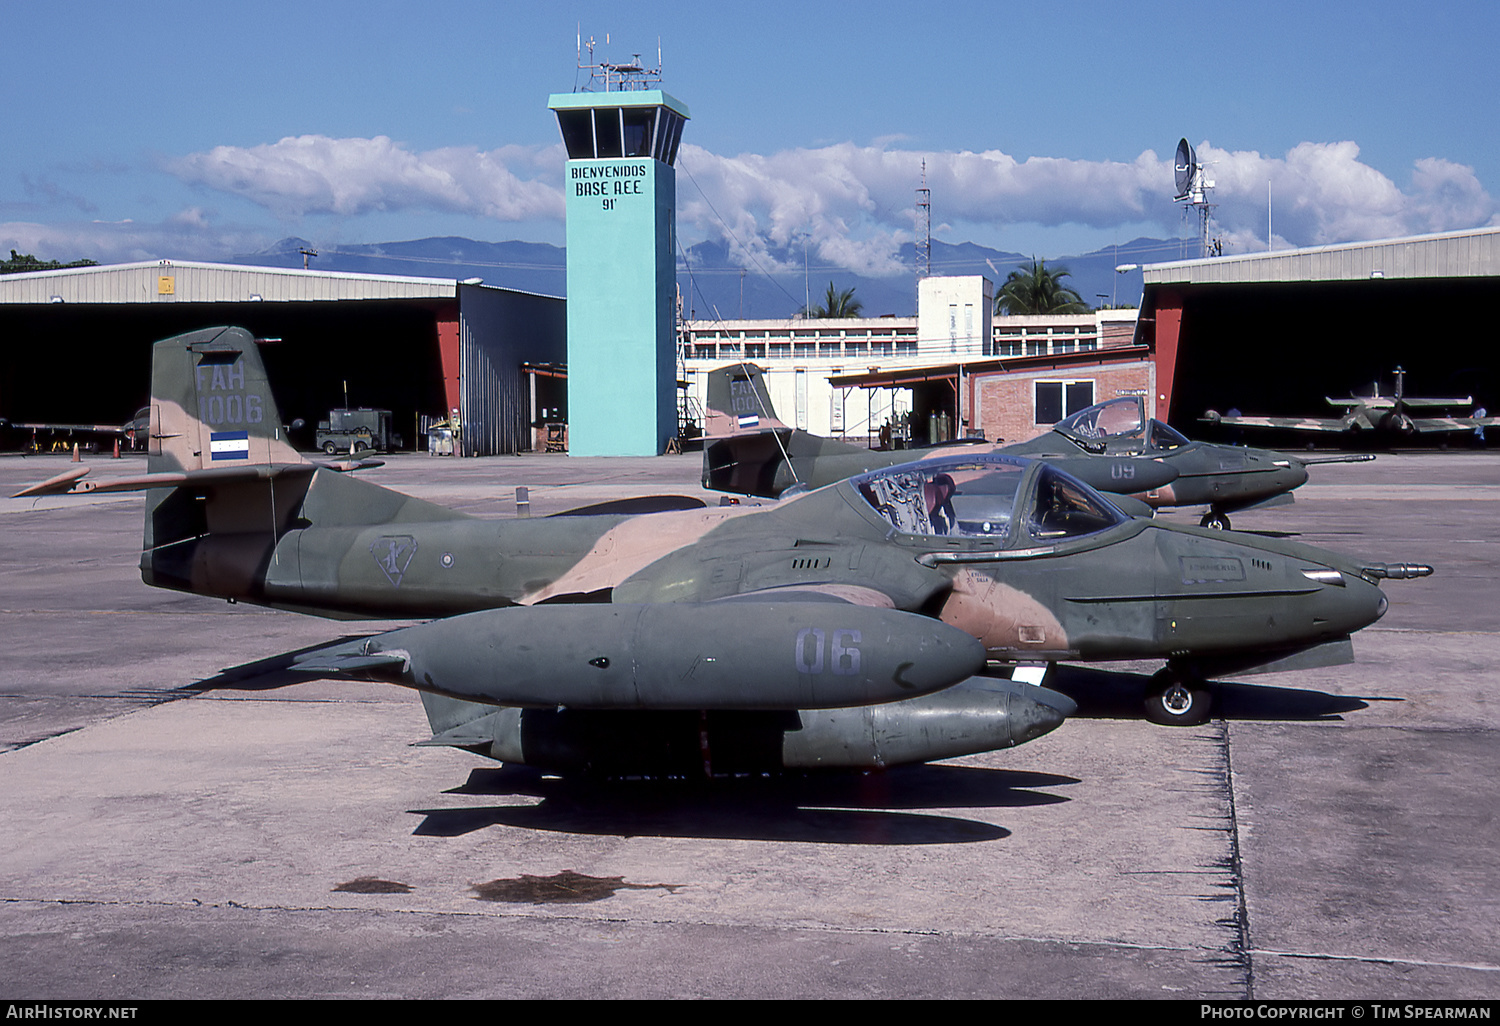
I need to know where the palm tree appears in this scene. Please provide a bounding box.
[801,281,863,318]
[994,258,1090,315]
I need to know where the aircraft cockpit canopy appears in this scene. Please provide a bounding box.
[1056,396,1146,442]
[1148,418,1190,450]
[1028,464,1129,541]
[852,455,1128,544]
[855,458,1025,540]
[1055,396,1189,452]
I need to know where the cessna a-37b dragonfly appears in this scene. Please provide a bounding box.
[17,328,1431,777]
[701,363,1367,530]
[1203,366,1498,444]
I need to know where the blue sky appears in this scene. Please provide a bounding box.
[5,0,1498,275]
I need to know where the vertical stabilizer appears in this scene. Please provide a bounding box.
[148,326,304,474]
[704,362,789,438]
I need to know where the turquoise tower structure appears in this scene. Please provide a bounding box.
[548,87,690,455]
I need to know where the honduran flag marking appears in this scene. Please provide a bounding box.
[737,414,760,429]
[210,430,250,460]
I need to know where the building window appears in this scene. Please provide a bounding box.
[557,110,595,158]
[595,108,624,158]
[623,108,656,158]
[1035,379,1095,425]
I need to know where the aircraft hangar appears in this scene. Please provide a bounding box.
[0,260,565,456]
[1140,226,1500,437]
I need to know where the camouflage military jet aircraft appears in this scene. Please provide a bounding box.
[18,329,1429,778]
[1,409,151,453]
[702,363,1358,529]
[1203,367,1498,444]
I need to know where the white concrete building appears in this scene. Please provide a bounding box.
[679,275,1137,444]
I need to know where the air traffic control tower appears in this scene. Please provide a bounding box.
[548,61,689,456]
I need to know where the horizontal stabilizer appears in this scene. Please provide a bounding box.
[11,466,93,498]
[13,458,380,499]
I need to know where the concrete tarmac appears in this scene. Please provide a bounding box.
[0,450,1496,999]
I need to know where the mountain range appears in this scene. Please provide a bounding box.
[230,235,1201,320]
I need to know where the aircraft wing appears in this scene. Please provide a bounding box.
[8,421,132,435]
[1201,411,1352,433]
[1410,416,1499,434]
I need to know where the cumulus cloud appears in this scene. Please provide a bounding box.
[1163,141,1496,250]
[1,211,269,265]
[678,140,1497,271]
[675,144,1179,275]
[167,135,565,222]
[141,133,1498,272]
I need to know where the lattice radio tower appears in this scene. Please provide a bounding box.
[1173,138,1218,259]
[915,161,932,283]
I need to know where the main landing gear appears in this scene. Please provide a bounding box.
[1199,510,1232,530]
[1144,667,1214,726]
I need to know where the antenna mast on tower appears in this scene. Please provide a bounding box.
[915,161,932,282]
[577,32,663,91]
[1173,138,1218,259]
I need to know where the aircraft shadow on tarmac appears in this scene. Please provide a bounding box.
[409,763,1079,845]
[1047,665,1381,722]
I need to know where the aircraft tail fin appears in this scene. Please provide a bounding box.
[147,326,304,475]
[704,362,789,437]
[702,424,869,497]
[140,327,312,599]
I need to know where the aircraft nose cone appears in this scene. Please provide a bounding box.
[1318,572,1389,635]
[1268,460,1310,495]
[1008,685,1076,745]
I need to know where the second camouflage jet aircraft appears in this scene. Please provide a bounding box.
[702,363,1365,529]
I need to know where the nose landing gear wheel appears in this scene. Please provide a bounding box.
[1200,511,1231,530]
[1145,671,1213,726]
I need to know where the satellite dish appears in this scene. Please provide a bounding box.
[1173,138,1197,201]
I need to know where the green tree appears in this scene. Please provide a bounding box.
[801,281,863,318]
[1,250,98,274]
[994,258,1090,315]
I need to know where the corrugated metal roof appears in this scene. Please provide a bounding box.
[0,260,461,305]
[1143,226,1500,285]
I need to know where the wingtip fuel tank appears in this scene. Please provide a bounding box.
[418,676,1076,775]
[285,601,989,711]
